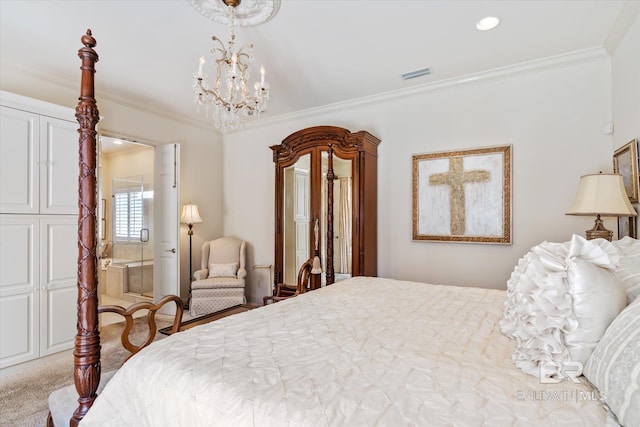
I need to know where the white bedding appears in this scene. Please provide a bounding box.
[80,277,614,426]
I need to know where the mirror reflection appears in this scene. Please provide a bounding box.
[282,154,310,284]
[321,151,353,284]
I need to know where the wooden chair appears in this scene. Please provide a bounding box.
[47,295,184,427]
[263,259,313,305]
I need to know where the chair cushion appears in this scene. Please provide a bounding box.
[48,370,117,427]
[207,262,238,278]
[189,294,245,316]
[192,277,245,289]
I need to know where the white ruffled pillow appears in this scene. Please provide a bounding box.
[500,235,626,378]
[610,236,640,304]
[208,262,238,278]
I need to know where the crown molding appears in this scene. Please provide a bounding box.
[242,47,610,133]
[603,1,640,55]
[2,45,610,138]
[0,61,219,134]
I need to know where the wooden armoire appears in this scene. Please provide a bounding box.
[271,125,381,290]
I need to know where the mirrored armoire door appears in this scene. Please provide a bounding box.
[271,126,381,291]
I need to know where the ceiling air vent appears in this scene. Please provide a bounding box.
[402,67,431,80]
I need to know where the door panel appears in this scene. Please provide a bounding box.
[0,216,39,367]
[154,143,180,314]
[40,216,76,355]
[40,117,78,214]
[294,170,310,271]
[0,107,39,214]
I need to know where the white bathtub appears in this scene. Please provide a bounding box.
[105,260,153,299]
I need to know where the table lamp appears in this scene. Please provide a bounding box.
[566,173,636,241]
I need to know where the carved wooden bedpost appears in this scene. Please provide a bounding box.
[71,29,100,427]
[326,144,335,285]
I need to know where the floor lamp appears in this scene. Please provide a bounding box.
[181,203,203,306]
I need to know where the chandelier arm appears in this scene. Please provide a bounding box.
[197,78,258,113]
[236,44,253,57]
[210,36,228,55]
[197,82,234,111]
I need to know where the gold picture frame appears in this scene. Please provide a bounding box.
[618,214,637,239]
[412,145,512,244]
[613,138,639,203]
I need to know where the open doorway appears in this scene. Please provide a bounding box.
[98,135,155,306]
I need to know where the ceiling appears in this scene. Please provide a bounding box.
[0,1,633,132]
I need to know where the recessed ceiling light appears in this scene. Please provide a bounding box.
[113,139,125,145]
[476,16,500,31]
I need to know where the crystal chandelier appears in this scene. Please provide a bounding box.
[192,0,271,133]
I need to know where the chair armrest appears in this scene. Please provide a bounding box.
[237,267,247,280]
[98,295,184,362]
[193,269,208,280]
[275,283,297,297]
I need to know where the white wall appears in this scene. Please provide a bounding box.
[0,69,224,299]
[224,54,614,304]
[3,17,635,306]
[611,12,640,226]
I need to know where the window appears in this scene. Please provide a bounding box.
[113,188,143,241]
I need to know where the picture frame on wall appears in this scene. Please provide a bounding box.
[613,138,639,203]
[412,145,512,244]
[618,211,637,239]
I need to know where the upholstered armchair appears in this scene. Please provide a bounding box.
[190,237,247,316]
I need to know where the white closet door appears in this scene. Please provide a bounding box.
[0,106,39,214]
[0,216,39,368]
[39,216,77,355]
[39,116,78,214]
[154,143,180,314]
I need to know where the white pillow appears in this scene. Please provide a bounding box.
[500,235,626,378]
[208,262,238,278]
[610,236,640,304]
[584,297,640,427]
[564,258,626,364]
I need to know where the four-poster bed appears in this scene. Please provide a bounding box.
[71,29,102,426]
[58,30,638,427]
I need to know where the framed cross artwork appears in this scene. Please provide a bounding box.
[412,145,512,244]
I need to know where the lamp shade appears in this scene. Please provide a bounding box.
[181,203,203,225]
[566,173,637,217]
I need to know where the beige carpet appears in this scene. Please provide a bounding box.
[0,316,173,427]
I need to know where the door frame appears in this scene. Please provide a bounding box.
[97,134,181,308]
